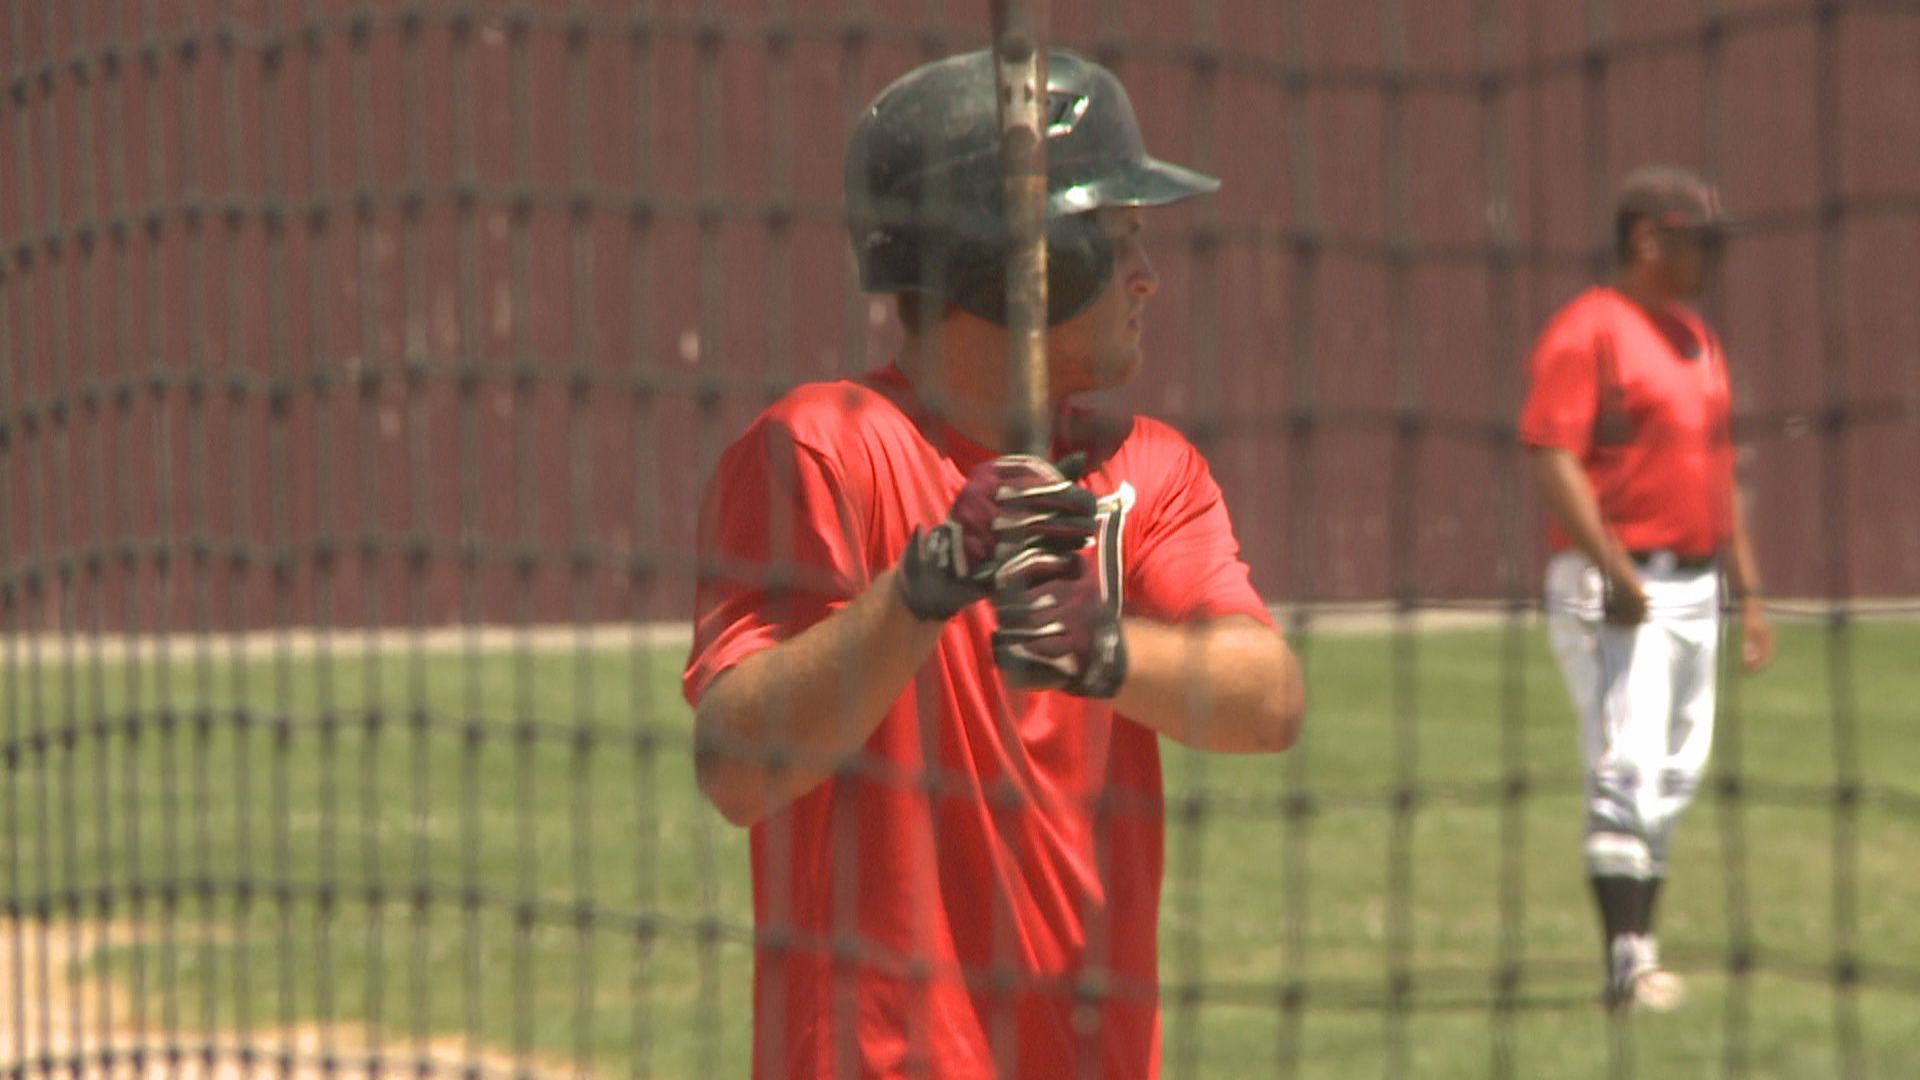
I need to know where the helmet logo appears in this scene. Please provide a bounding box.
[1046,92,1090,136]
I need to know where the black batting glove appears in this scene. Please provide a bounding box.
[895,454,1097,622]
[991,566,1129,699]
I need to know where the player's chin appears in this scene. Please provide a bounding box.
[1093,346,1144,390]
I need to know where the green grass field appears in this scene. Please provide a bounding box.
[5,618,1918,1078]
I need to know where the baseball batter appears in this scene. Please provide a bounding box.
[1520,164,1775,1011]
[683,50,1305,1078]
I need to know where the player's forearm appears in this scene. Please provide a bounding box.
[694,565,945,827]
[1109,615,1304,753]
[1531,447,1634,579]
[1727,487,1764,600]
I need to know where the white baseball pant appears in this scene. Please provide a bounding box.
[1544,549,1721,879]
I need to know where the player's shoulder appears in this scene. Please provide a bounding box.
[760,377,897,435]
[1531,286,1629,361]
[1545,286,1630,336]
[1060,404,1215,478]
[1115,413,1197,462]
[737,374,911,460]
[1081,410,1210,489]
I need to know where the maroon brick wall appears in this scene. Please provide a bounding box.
[3,0,1916,634]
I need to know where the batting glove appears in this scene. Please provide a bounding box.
[991,566,1129,699]
[895,454,1097,622]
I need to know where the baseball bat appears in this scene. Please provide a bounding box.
[989,0,1051,456]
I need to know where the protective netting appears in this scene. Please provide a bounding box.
[4,2,1918,1078]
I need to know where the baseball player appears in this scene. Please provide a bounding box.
[683,49,1305,1078]
[1519,164,1775,1011]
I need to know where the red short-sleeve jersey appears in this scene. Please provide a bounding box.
[1517,286,1736,557]
[684,363,1272,1080]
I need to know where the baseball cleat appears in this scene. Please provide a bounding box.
[1631,968,1686,1012]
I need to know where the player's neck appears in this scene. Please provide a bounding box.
[900,326,1045,455]
[1615,268,1683,313]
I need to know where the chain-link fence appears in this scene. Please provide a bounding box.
[5,2,1918,1077]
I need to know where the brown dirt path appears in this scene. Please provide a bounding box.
[1,921,586,1080]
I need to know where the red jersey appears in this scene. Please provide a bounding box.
[1518,286,1736,558]
[683,363,1271,1080]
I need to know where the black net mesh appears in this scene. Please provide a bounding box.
[4,2,1918,1078]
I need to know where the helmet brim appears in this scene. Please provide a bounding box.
[1050,155,1221,215]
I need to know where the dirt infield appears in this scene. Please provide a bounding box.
[0,922,583,1080]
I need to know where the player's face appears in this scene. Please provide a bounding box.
[1047,208,1158,397]
[1659,225,1723,299]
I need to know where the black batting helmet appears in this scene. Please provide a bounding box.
[844,48,1219,326]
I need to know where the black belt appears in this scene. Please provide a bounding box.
[1629,549,1717,573]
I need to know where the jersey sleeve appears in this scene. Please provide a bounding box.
[682,416,866,706]
[1125,431,1273,627]
[1517,317,1598,456]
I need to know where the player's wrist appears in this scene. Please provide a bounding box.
[1588,540,1633,583]
[894,527,969,622]
[1602,554,1641,587]
[1068,618,1128,698]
